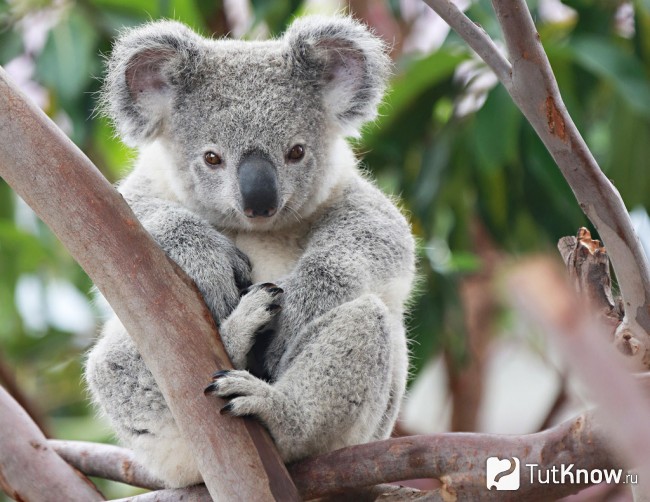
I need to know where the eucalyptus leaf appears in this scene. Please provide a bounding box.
[35,9,100,106]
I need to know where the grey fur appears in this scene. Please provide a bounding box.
[86,15,415,487]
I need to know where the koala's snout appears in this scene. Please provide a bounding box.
[238,150,279,218]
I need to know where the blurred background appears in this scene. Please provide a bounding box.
[0,0,649,498]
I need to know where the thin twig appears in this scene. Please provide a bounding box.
[0,350,50,437]
[421,0,511,84]
[50,440,163,490]
[110,484,430,502]
[111,485,212,502]
[537,377,568,432]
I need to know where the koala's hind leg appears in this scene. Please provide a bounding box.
[85,317,201,487]
[208,293,395,462]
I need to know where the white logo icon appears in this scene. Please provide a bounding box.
[486,457,520,490]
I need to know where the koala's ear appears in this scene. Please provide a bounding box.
[101,21,204,146]
[285,16,391,136]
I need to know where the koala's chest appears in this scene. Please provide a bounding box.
[231,231,305,284]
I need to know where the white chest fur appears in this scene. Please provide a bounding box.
[231,230,305,284]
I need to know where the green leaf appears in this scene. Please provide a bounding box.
[473,85,522,172]
[569,35,650,116]
[0,28,23,65]
[91,0,158,13]
[167,0,206,32]
[606,95,650,208]
[0,222,49,272]
[250,0,302,35]
[360,49,468,158]
[377,50,468,131]
[92,115,135,180]
[35,9,100,106]
[634,0,650,69]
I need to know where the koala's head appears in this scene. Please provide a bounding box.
[102,16,390,230]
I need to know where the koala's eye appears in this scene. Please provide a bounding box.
[204,151,223,167]
[287,144,305,162]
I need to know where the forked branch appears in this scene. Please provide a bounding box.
[422,0,650,368]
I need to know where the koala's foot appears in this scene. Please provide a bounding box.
[219,283,283,369]
[204,369,290,430]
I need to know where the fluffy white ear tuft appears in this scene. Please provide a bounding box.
[101,21,204,146]
[285,16,391,136]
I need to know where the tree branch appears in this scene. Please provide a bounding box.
[110,484,428,502]
[492,0,650,365]
[290,413,616,501]
[0,387,104,501]
[0,67,299,501]
[422,0,650,368]
[558,228,624,342]
[54,410,626,501]
[112,486,212,502]
[50,440,163,491]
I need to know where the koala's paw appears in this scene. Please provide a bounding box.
[240,282,283,318]
[219,283,283,368]
[204,370,278,419]
[226,283,283,334]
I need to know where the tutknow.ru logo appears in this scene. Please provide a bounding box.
[486,457,639,490]
[486,457,520,490]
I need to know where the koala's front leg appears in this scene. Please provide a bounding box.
[205,294,393,462]
[138,205,252,324]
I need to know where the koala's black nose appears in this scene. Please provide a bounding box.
[238,150,279,218]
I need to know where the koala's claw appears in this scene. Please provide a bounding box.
[203,382,218,395]
[211,369,231,380]
[219,282,284,370]
[220,402,234,415]
[266,286,284,297]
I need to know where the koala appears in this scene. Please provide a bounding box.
[85,16,415,488]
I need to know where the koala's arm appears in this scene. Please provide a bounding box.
[120,178,251,322]
[278,179,415,348]
[111,178,252,367]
